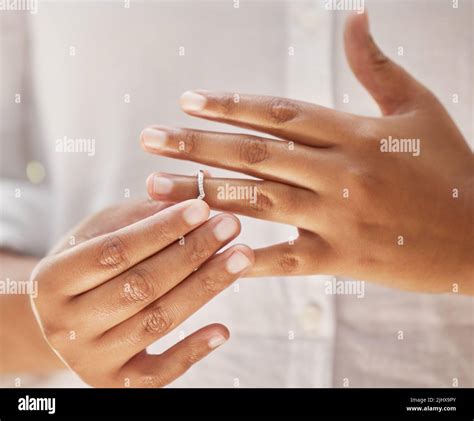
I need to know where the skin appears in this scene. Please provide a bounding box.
[141,12,474,294]
[1,9,471,383]
[11,199,254,386]
[0,252,63,374]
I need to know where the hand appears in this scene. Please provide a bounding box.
[30,199,254,387]
[140,12,473,294]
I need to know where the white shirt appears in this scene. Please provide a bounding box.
[1,0,473,388]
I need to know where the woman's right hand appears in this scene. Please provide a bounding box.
[30,199,253,387]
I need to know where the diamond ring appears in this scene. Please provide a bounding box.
[197,169,205,200]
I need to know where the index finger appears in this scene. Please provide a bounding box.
[179,90,361,147]
[41,199,210,295]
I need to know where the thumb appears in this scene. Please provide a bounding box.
[344,11,431,115]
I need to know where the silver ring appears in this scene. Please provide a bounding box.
[197,170,205,200]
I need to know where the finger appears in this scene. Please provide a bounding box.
[72,214,243,332]
[141,126,325,189]
[102,244,253,361]
[178,90,362,147]
[50,199,172,254]
[117,324,229,388]
[146,173,321,231]
[344,11,433,115]
[245,234,331,277]
[45,199,210,295]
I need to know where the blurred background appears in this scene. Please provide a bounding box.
[1,0,473,388]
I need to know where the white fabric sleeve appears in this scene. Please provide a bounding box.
[0,12,50,257]
[0,181,50,256]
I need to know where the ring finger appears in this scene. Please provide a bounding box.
[146,173,320,231]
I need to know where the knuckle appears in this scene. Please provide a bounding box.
[266,97,299,125]
[217,93,238,116]
[121,268,155,304]
[275,188,301,215]
[200,273,227,293]
[277,250,302,274]
[238,136,270,166]
[142,306,174,335]
[356,252,378,268]
[186,236,210,264]
[97,234,130,271]
[141,374,167,388]
[183,348,203,367]
[352,118,382,144]
[153,219,175,244]
[346,165,378,196]
[249,189,273,214]
[116,366,169,388]
[180,129,198,154]
[368,36,391,72]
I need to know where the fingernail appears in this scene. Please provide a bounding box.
[208,334,227,349]
[213,217,238,241]
[153,176,173,195]
[180,91,207,112]
[141,128,168,150]
[182,200,209,225]
[226,250,252,274]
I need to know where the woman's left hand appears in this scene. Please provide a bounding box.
[140,12,473,294]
